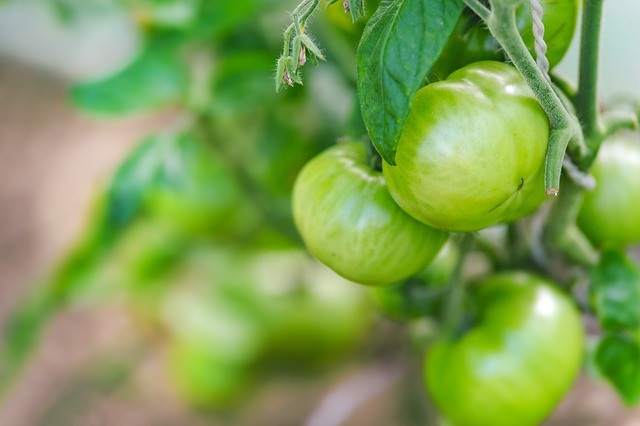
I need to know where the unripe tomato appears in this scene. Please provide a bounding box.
[577,131,640,247]
[293,142,448,285]
[425,272,584,426]
[247,250,372,368]
[383,61,549,232]
[430,0,579,80]
[168,340,253,409]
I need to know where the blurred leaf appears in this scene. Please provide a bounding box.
[188,0,262,41]
[0,132,208,396]
[71,41,187,115]
[357,0,463,165]
[590,248,640,332]
[101,133,183,234]
[212,52,278,111]
[595,334,640,405]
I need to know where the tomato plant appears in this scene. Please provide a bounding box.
[425,272,584,426]
[292,141,448,285]
[4,0,640,423]
[383,61,549,232]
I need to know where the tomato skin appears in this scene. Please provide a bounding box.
[425,272,584,426]
[430,0,579,80]
[293,142,448,285]
[383,61,549,232]
[577,131,640,247]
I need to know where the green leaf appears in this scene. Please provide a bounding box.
[299,34,326,61]
[357,0,463,165]
[71,44,187,116]
[595,334,640,405]
[590,248,640,332]
[0,132,201,397]
[349,0,367,21]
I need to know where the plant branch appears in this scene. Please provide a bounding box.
[462,0,490,20]
[194,115,302,244]
[479,0,587,195]
[575,0,605,158]
[543,179,599,266]
[443,233,475,338]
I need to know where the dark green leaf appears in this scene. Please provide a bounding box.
[71,45,187,115]
[590,248,640,332]
[595,334,640,405]
[357,0,463,164]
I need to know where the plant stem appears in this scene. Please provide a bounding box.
[575,0,605,159]
[543,179,598,266]
[481,0,587,195]
[194,115,302,245]
[443,233,475,338]
[462,0,490,20]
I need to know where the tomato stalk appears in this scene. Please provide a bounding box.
[194,115,302,244]
[442,233,475,339]
[364,138,383,171]
[463,0,600,267]
[542,179,598,266]
[471,0,587,195]
[574,0,606,167]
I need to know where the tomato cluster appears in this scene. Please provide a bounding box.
[289,1,602,423]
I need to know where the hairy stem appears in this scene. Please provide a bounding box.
[482,0,587,195]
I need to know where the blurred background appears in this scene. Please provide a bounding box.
[0,0,639,425]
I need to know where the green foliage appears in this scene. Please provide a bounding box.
[590,249,640,404]
[594,334,640,405]
[71,41,187,115]
[590,248,640,332]
[356,0,463,164]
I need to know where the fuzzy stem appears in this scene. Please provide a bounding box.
[483,1,588,195]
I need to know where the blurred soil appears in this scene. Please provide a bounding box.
[1,59,640,426]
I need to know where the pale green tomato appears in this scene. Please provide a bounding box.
[425,272,584,426]
[577,131,640,247]
[293,142,448,285]
[384,61,549,232]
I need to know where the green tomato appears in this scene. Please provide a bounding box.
[247,250,372,368]
[577,131,640,247]
[425,272,584,426]
[383,61,549,232]
[430,0,579,80]
[167,339,253,410]
[293,142,448,285]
